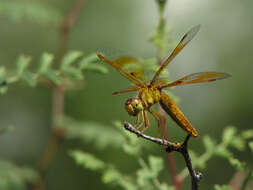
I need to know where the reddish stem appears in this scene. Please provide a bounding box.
[159,106,182,190]
[156,1,182,186]
[33,1,87,189]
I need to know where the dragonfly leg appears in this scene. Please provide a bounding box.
[149,109,166,139]
[136,111,145,130]
[134,112,140,128]
[141,111,150,133]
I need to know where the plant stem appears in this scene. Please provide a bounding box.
[241,169,252,190]
[32,1,87,189]
[154,1,182,189]
[159,112,182,189]
[229,169,253,190]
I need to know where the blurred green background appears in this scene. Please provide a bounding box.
[0,0,252,189]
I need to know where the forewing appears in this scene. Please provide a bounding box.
[115,56,145,80]
[112,85,140,95]
[161,72,231,88]
[97,52,145,86]
[151,25,201,85]
[152,79,168,87]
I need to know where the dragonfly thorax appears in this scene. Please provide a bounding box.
[125,98,144,116]
[138,87,161,108]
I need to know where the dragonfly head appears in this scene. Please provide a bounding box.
[125,98,143,116]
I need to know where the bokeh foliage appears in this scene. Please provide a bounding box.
[0,0,252,190]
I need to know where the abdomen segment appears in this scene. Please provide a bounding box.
[159,92,198,138]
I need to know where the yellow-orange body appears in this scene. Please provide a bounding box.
[97,25,230,139]
[138,87,161,108]
[136,86,198,137]
[159,92,198,137]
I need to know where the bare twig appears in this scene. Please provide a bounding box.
[33,1,88,189]
[124,122,202,190]
[166,135,202,190]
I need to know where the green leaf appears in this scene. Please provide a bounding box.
[122,143,142,157]
[38,53,54,73]
[60,51,85,79]
[214,184,232,190]
[222,126,237,145]
[228,157,245,171]
[141,58,169,80]
[190,150,209,169]
[102,167,121,184]
[159,183,174,190]
[137,167,153,187]
[241,130,253,139]
[203,136,216,152]
[60,67,83,80]
[16,167,39,184]
[249,141,253,154]
[22,71,37,87]
[121,132,143,156]
[114,121,146,156]
[69,150,105,171]
[83,64,108,74]
[140,58,158,72]
[78,53,108,74]
[43,70,61,85]
[0,1,63,25]
[102,167,137,190]
[148,156,164,177]
[16,55,31,77]
[0,66,8,94]
[136,156,164,189]
[215,147,232,158]
[78,53,99,68]
[0,160,38,190]
[61,117,125,150]
[16,55,38,86]
[229,136,245,151]
[61,51,83,69]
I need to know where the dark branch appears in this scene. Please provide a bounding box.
[166,135,202,190]
[124,122,202,190]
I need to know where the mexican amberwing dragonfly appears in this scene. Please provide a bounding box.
[97,25,231,138]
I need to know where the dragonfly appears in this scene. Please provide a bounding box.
[97,25,231,138]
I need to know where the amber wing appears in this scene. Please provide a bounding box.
[160,72,231,89]
[97,53,145,86]
[151,25,201,85]
[159,92,198,138]
[112,86,140,95]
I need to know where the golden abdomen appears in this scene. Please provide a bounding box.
[138,87,161,108]
[159,92,198,138]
